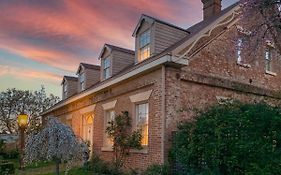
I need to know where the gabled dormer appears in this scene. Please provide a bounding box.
[61,76,78,100]
[76,63,100,92]
[98,44,135,81]
[132,14,189,63]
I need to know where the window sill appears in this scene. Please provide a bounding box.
[237,62,251,68]
[130,147,148,154]
[265,70,277,76]
[101,146,113,152]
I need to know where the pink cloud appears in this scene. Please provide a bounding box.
[0,65,61,84]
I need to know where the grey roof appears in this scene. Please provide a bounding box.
[187,2,240,34]
[159,2,240,54]
[63,76,78,81]
[80,63,101,70]
[105,44,135,55]
[43,3,239,115]
[61,76,78,85]
[142,14,189,33]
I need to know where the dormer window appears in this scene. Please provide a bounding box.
[80,72,85,91]
[63,83,68,97]
[103,57,111,79]
[139,30,151,61]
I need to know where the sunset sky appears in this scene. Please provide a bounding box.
[0,0,238,97]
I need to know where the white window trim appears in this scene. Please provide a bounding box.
[265,70,277,76]
[129,90,152,103]
[101,109,115,151]
[135,102,149,147]
[139,30,151,61]
[103,57,111,79]
[79,104,96,114]
[102,100,117,110]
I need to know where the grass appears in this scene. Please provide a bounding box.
[41,167,94,175]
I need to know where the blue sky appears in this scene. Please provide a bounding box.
[0,0,238,97]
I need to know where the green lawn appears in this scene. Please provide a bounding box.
[41,167,94,175]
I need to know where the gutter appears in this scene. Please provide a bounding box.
[42,54,187,115]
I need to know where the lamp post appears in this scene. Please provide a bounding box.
[17,113,29,170]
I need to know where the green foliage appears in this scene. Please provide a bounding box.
[0,140,5,155]
[2,149,19,160]
[170,102,281,175]
[0,87,60,134]
[0,140,19,160]
[0,162,15,175]
[106,111,142,169]
[142,164,170,175]
[88,154,123,175]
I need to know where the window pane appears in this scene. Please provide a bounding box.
[104,110,115,147]
[140,30,150,48]
[104,57,110,69]
[140,45,150,61]
[136,103,148,146]
[237,38,243,63]
[81,82,85,90]
[104,68,110,79]
[265,50,272,71]
[80,73,85,83]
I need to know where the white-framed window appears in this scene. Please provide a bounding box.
[63,83,68,97]
[139,30,151,61]
[103,110,115,147]
[135,103,149,146]
[237,38,243,63]
[103,57,110,79]
[265,48,272,72]
[80,72,85,91]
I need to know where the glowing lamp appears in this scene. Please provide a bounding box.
[17,114,29,128]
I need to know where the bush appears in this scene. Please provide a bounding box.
[0,162,15,175]
[170,102,281,174]
[142,164,170,175]
[1,149,19,160]
[88,154,123,175]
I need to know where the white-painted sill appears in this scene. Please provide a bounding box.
[130,148,148,154]
[237,62,251,68]
[101,147,148,154]
[265,70,277,76]
[101,147,113,152]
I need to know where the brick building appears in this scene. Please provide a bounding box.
[42,0,281,170]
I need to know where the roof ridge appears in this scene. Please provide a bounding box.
[141,14,190,33]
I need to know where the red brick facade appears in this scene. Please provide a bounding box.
[42,2,281,171]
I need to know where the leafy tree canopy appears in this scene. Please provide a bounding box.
[170,102,281,175]
[0,86,59,134]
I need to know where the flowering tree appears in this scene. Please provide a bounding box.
[239,0,281,54]
[24,117,88,175]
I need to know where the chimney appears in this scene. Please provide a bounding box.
[201,0,222,20]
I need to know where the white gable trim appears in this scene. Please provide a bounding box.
[79,104,96,114]
[102,100,117,110]
[129,90,153,103]
[173,5,240,59]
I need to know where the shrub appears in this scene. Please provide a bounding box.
[88,154,123,175]
[0,162,15,175]
[142,164,170,175]
[106,111,142,169]
[170,102,281,174]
